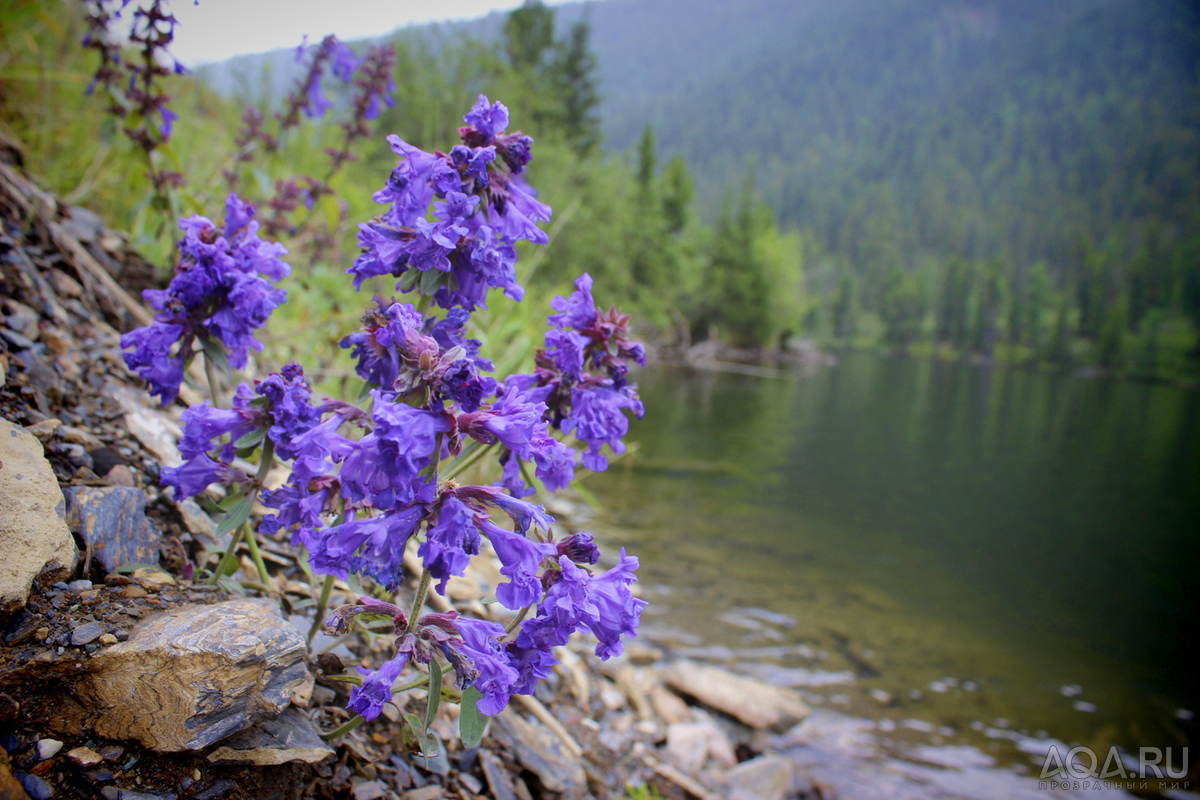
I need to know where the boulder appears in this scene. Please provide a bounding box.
[0,420,77,611]
[63,486,162,573]
[660,661,811,730]
[75,598,308,751]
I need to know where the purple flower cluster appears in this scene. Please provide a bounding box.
[120,194,290,405]
[348,95,550,311]
[498,274,646,487]
[340,300,496,412]
[326,539,644,722]
[162,363,319,499]
[283,35,360,124]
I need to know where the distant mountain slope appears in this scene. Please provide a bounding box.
[195,0,1200,276]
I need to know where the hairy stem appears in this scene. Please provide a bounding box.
[406,569,433,633]
[320,714,364,741]
[204,354,221,408]
[206,525,244,585]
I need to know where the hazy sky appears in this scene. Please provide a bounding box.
[167,0,571,66]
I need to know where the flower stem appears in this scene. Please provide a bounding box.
[504,603,533,635]
[308,574,336,645]
[320,714,364,741]
[243,525,272,588]
[441,440,493,481]
[206,524,244,585]
[406,569,433,633]
[204,354,221,408]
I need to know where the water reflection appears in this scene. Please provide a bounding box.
[588,354,1198,761]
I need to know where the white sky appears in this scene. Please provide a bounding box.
[167,0,570,66]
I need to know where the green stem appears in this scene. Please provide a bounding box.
[243,525,272,588]
[406,569,433,632]
[308,574,336,645]
[206,525,244,585]
[441,440,494,482]
[320,714,365,741]
[504,603,534,635]
[205,354,221,408]
[416,294,432,315]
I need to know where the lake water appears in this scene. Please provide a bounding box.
[586,354,1199,766]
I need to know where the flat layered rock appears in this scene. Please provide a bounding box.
[0,420,77,611]
[206,707,335,765]
[63,486,161,574]
[660,661,811,730]
[76,598,308,752]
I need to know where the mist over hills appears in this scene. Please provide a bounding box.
[196,0,1200,284]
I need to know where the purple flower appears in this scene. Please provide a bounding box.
[563,384,644,472]
[548,273,598,331]
[505,639,559,696]
[452,617,519,715]
[556,532,600,565]
[311,505,425,590]
[481,520,556,610]
[463,95,509,141]
[348,650,411,721]
[376,136,438,227]
[584,548,647,659]
[419,496,480,595]
[161,453,246,499]
[338,392,449,511]
[120,195,290,404]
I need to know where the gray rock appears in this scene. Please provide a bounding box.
[205,707,335,765]
[0,420,77,612]
[722,754,794,800]
[36,738,63,760]
[63,486,161,574]
[489,709,586,798]
[118,791,177,800]
[75,598,309,752]
[67,580,93,593]
[480,751,517,800]
[660,661,811,730]
[19,772,53,800]
[70,621,105,646]
[191,779,236,800]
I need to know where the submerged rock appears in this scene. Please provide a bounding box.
[75,598,308,751]
[0,420,77,612]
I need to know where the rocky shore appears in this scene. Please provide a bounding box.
[0,133,1137,800]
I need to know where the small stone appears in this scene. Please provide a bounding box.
[489,709,585,796]
[119,791,177,800]
[24,419,62,441]
[68,580,93,593]
[192,779,235,800]
[97,744,123,762]
[130,568,174,586]
[101,787,119,800]
[650,685,692,725]
[722,754,794,800]
[103,466,136,487]
[403,786,445,800]
[85,769,114,782]
[33,627,50,643]
[66,746,104,767]
[98,634,118,645]
[71,621,105,646]
[36,738,63,759]
[121,586,148,599]
[352,781,386,800]
[19,772,53,799]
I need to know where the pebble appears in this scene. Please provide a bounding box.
[99,633,118,645]
[68,580,94,593]
[18,772,54,800]
[35,738,62,759]
[66,746,104,767]
[71,621,105,645]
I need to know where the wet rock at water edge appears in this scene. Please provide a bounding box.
[721,754,794,800]
[0,419,77,612]
[74,598,309,751]
[660,661,811,730]
[63,486,162,574]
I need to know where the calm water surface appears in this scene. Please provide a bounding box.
[587,354,1199,763]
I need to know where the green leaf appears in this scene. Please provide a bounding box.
[480,595,499,605]
[459,685,487,748]
[215,493,255,539]
[398,270,421,291]
[404,712,438,757]
[199,335,230,372]
[419,268,443,295]
[234,427,268,450]
[425,660,443,731]
[114,563,159,574]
